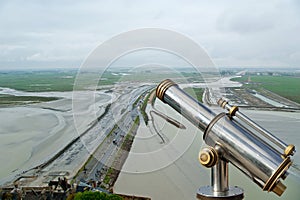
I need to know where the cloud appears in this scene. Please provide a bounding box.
[217,12,275,34]
[0,0,300,69]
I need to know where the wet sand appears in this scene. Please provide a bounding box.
[0,107,63,180]
[0,91,111,184]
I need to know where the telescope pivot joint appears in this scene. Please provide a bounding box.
[199,147,218,168]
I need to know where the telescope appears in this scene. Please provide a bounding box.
[156,79,296,199]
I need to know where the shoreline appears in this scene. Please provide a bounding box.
[0,84,153,194]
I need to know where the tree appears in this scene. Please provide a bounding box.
[73,191,122,200]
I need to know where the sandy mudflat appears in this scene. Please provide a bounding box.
[0,90,111,184]
[0,107,62,179]
[114,100,300,200]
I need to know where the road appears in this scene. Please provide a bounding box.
[13,83,153,187]
[80,85,154,186]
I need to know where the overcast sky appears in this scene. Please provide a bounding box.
[0,0,300,69]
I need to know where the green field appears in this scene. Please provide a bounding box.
[0,70,77,92]
[232,75,300,104]
[0,70,206,92]
[183,87,204,103]
[0,70,123,92]
[0,94,59,106]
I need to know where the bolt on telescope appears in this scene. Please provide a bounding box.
[156,79,296,199]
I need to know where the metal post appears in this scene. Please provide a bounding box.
[197,160,244,200]
[212,160,228,193]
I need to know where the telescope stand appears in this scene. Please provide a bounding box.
[197,160,244,200]
[156,80,295,198]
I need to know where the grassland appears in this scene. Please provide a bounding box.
[231,75,300,104]
[0,94,59,106]
[183,87,204,102]
[0,70,76,92]
[0,70,205,92]
[0,70,128,92]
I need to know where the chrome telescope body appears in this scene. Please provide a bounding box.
[156,79,295,197]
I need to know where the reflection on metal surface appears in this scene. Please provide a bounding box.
[197,186,244,200]
[156,79,296,199]
[217,98,295,156]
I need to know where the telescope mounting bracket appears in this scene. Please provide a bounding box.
[197,148,244,200]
